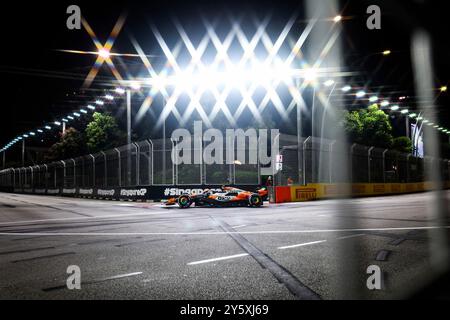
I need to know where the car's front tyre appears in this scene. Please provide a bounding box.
[177,195,192,209]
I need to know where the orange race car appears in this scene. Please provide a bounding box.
[164,186,269,209]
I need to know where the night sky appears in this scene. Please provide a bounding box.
[0,0,449,158]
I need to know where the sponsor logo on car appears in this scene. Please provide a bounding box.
[215,196,234,201]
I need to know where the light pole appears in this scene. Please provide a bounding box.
[400,109,409,138]
[405,114,410,139]
[296,79,302,184]
[296,67,318,184]
[163,109,166,184]
[21,139,25,166]
[319,81,337,140]
[126,88,132,187]
[125,82,141,186]
[127,89,132,146]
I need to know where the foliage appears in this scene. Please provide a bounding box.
[342,104,393,148]
[85,112,126,153]
[392,136,413,153]
[45,127,85,161]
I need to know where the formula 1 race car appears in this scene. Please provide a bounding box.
[164,186,269,209]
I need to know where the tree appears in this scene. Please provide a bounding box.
[342,104,393,148]
[85,112,126,153]
[45,127,85,161]
[392,136,412,153]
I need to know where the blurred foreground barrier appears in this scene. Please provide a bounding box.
[271,181,450,203]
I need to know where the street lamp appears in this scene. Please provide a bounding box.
[115,87,126,95]
[98,49,111,59]
[382,50,391,56]
[341,85,351,92]
[302,67,318,84]
[333,15,342,23]
[356,90,366,98]
[324,79,334,87]
[380,100,389,107]
[130,81,141,91]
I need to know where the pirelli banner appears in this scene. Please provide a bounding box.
[8,185,259,201]
[273,182,449,203]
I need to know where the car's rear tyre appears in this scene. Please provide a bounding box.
[248,194,262,207]
[177,195,192,209]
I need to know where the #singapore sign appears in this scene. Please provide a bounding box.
[171,121,279,175]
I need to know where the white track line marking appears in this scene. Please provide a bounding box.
[187,253,249,265]
[0,211,168,227]
[231,225,247,229]
[0,225,449,237]
[102,272,143,280]
[278,240,327,250]
[337,233,365,240]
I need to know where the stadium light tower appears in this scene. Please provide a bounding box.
[98,49,111,59]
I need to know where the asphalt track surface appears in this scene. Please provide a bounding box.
[0,191,449,299]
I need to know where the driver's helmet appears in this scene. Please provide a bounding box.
[203,189,212,196]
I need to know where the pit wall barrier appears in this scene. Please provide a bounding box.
[271,181,450,203]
